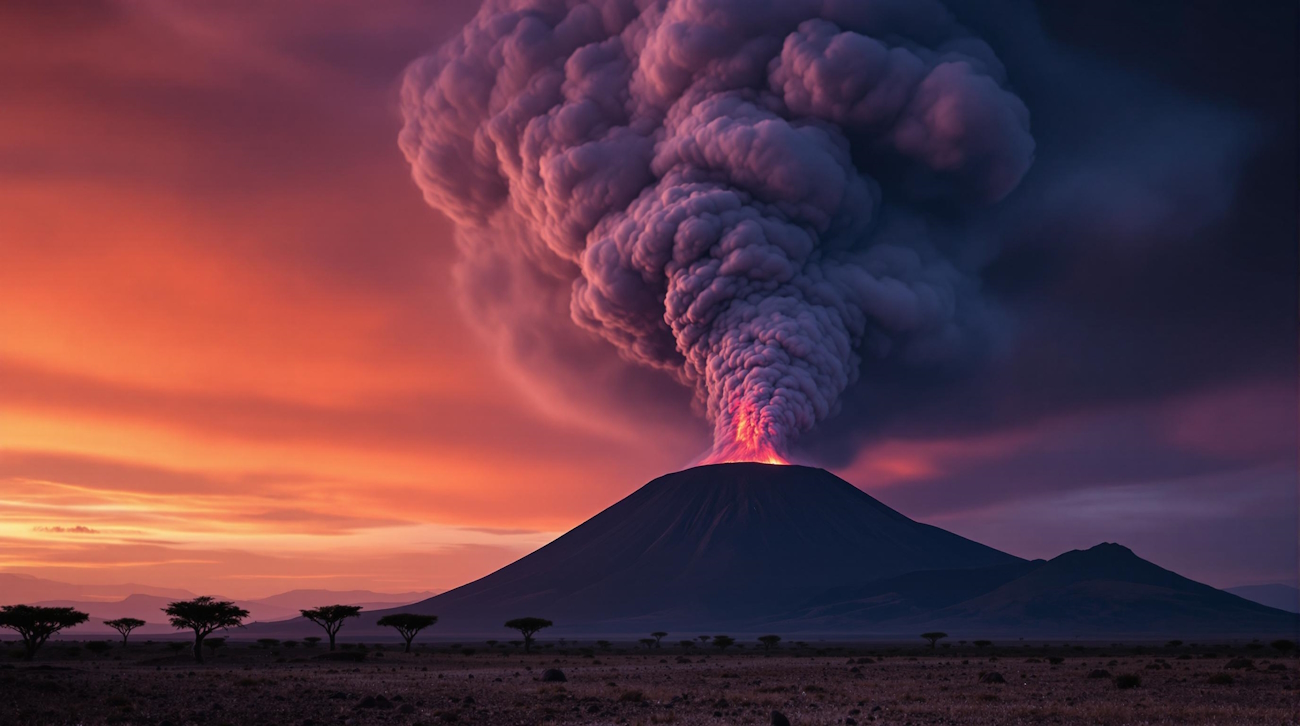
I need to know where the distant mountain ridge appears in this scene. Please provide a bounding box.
[0,574,434,636]
[0,573,194,604]
[1224,584,1300,614]
[775,543,1297,636]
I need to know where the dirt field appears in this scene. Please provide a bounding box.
[1,639,1296,725]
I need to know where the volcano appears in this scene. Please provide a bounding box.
[251,463,1298,638]
[383,463,1019,633]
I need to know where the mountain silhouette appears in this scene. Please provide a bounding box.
[772,542,1298,636]
[360,463,1018,633]
[902,543,1300,635]
[1225,584,1300,614]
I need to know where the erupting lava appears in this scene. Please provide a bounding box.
[704,404,791,465]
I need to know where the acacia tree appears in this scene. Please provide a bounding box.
[712,635,736,651]
[376,614,438,653]
[504,617,553,653]
[104,618,146,645]
[0,605,89,660]
[638,638,656,649]
[758,634,782,652]
[163,596,248,663]
[921,632,948,649]
[697,635,712,646]
[300,605,362,651]
[650,631,668,648]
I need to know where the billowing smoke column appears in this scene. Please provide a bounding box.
[400,0,1034,463]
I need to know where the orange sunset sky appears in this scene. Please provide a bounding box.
[3,1,1295,599]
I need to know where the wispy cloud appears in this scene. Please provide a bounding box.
[32,525,99,534]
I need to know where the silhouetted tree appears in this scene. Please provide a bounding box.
[1272,639,1296,657]
[697,635,712,646]
[377,613,438,653]
[650,631,667,648]
[163,596,248,663]
[712,635,735,651]
[505,617,553,653]
[303,636,321,648]
[921,632,948,649]
[758,635,782,652]
[679,640,695,650]
[596,640,611,651]
[0,605,89,660]
[973,640,992,649]
[299,605,362,651]
[256,638,280,650]
[638,638,656,649]
[104,617,146,645]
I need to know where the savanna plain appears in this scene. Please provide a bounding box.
[3,638,1297,726]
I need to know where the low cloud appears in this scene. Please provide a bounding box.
[32,525,99,534]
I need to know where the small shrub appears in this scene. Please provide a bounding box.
[314,651,366,662]
[84,641,112,656]
[1114,674,1141,689]
[1207,673,1234,685]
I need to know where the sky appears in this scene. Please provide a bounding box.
[1,0,1295,599]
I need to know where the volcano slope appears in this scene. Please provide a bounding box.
[370,463,1020,633]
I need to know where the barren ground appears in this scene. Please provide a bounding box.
[1,640,1296,725]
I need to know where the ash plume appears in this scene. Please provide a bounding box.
[399,0,1038,461]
